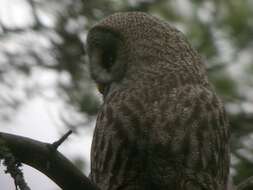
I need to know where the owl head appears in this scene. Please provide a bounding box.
[86,12,209,97]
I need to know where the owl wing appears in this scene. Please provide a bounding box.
[89,86,230,190]
[89,93,149,190]
[148,85,230,190]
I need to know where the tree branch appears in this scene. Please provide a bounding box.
[237,176,253,190]
[0,132,99,190]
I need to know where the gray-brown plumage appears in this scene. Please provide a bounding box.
[87,12,230,190]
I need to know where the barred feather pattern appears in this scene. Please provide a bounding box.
[88,12,230,190]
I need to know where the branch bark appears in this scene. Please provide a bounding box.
[2,131,253,190]
[0,132,99,190]
[236,176,253,190]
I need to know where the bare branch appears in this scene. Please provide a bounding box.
[0,132,99,190]
[237,176,253,190]
[51,130,72,150]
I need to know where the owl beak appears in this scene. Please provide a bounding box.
[96,83,105,94]
[96,83,110,96]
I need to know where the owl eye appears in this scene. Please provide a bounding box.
[87,28,120,72]
[101,48,117,71]
[87,28,124,86]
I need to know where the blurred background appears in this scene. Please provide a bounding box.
[0,0,253,189]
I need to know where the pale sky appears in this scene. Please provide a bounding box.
[0,1,94,189]
[0,97,94,190]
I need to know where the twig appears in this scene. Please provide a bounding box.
[51,130,72,150]
[237,176,253,190]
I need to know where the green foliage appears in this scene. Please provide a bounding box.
[234,155,253,184]
[209,70,238,99]
[216,0,253,48]
[79,93,100,116]
[186,20,217,58]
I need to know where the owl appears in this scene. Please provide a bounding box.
[86,12,230,190]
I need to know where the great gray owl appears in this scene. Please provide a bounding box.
[86,12,230,190]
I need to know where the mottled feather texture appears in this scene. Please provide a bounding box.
[87,12,230,190]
